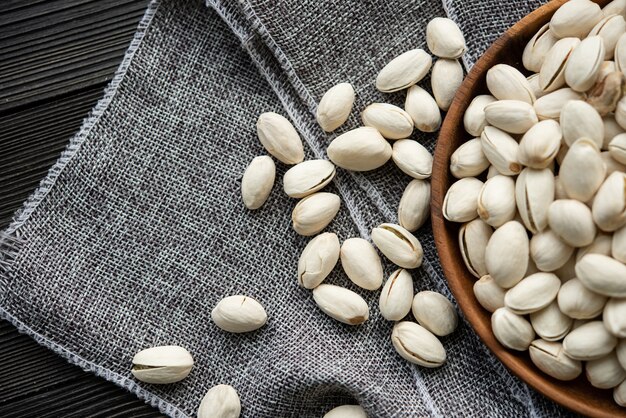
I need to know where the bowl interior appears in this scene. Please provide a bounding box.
[431,0,626,416]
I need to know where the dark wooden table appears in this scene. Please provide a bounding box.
[0,1,163,416]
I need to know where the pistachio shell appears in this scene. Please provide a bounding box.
[412,291,458,337]
[431,58,464,111]
[463,95,496,136]
[371,223,423,269]
[530,301,573,342]
[486,64,535,103]
[515,168,555,234]
[558,277,609,319]
[443,177,483,222]
[529,339,582,381]
[586,71,625,115]
[549,0,603,38]
[405,85,441,132]
[539,37,581,92]
[327,127,392,171]
[615,32,626,76]
[256,112,304,164]
[560,100,604,148]
[577,231,613,262]
[211,295,268,333]
[604,297,626,337]
[477,175,516,227]
[297,232,340,289]
[473,275,506,313]
[601,150,626,175]
[563,320,617,360]
[517,119,562,168]
[480,126,521,176]
[198,385,241,418]
[340,238,384,290]
[604,0,626,18]
[559,138,606,202]
[589,14,626,59]
[313,284,369,325]
[376,49,432,93]
[426,18,466,59]
[483,100,538,134]
[527,73,546,99]
[485,220,529,288]
[609,132,626,164]
[491,307,535,351]
[361,103,413,139]
[586,352,626,389]
[564,36,605,92]
[323,405,367,418]
[131,346,194,384]
[391,321,446,367]
[398,179,431,232]
[292,192,340,236]
[604,115,625,149]
[241,156,276,209]
[548,199,596,247]
[576,254,626,297]
[530,229,575,272]
[379,269,414,321]
[616,380,626,406]
[391,139,433,179]
[459,219,493,278]
[534,87,583,119]
[316,83,355,132]
[450,137,490,178]
[523,23,558,72]
[505,272,561,315]
[283,159,336,198]
[613,225,626,263]
[592,171,626,231]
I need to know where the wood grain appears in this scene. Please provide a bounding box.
[432,0,626,416]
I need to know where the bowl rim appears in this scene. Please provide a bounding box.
[431,0,626,416]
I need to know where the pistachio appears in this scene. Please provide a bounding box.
[560,100,604,148]
[592,171,626,231]
[198,385,241,418]
[443,177,483,222]
[515,168,555,234]
[212,295,268,333]
[616,380,626,406]
[450,137,490,178]
[487,165,500,179]
[327,127,392,171]
[283,160,336,198]
[486,64,535,103]
[473,275,506,313]
[618,339,626,369]
[616,32,626,76]
[589,14,626,59]
[614,225,626,262]
[405,85,441,132]
[316,83,355,132]
[241,156,276,210]
[323,405,367,418]
[554,253,578,282]
[587,352,626,389]
[313,284,369,325]
[391,321,446,367]
[431,58,464,111]
[604,297,626,337]
[559,138,606,202]
[398,179,431,232]
[485,220,529,288]
[376,49,432,93]
[604,0,626,18]
[361,103,413,139]
[480,126,521,176]
[297,232,340,289]
[504,272,561,315]
[549,0,603,38]
[256,112,304,164]
[617,96,626,130]
[483,100,538,134]
[554,176,568,200]
[340,238,384,290]
[530,229,575,272]
[577,231,613,262]
[598,60,617,79]
[529,339,582,381]
[602,150,626,174]
[609,132,626,164]
[292,192,340,236]
[539,37,581,92]
[564,36,605,92]
[563,320,618,360]
[534,87,583,119]
[530,301,573,342]
[586,71,625,115]
[548,200,596,247]
[491,307,535,351]
[371,223,423,269]
[477,175,516,227]
[604,115,625,149]
[576,254,626,297]
[459,219,493,278]
[463,95,496,136]
[426,17,466,59]
[558,278,609,319]
[391,139,433,179]
[379,269,414,321]
[131,346,194,384]
[526,73,546,99]
[517,119,562,169]
[523,23,558,72]
[412,291,458,337]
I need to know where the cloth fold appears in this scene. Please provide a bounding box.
[0,0,573,416]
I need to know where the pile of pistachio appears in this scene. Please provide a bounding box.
[128,17,466,418]
[445,0,626,408]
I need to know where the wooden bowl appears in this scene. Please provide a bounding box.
[431,0,626,416]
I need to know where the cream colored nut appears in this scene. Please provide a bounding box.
[376,49,432,93]
[504,272,561,315]
[589,14,626,59]
[491,307,535,351]
[426,17,466,59]
[459,219,492,278]
[549,0,603,38]
[340,238,383,290]
[529,339,582,381]
[297,232,340,289]
[283,159,336,198]
[534,87,583,119]
[198,385,241,418]
[559,138,606,202]
[379,269,414,321]
[327,127,391,171]
[555,176,568,200]
[527,74,545,100]
[212,295,267,333]
[517,119,562,169]
[603,115,625,149]
[604,297,626,337]
[614,226,626,263]
[609,133,626,164]
[586,71,625,116]
[602,150,626,174]
[313,284,369,325]
[292,192,340,236]
[515,168,555,234]
[577,231,613,262]
[563,320,618,360]
[256,112,304,165]
[391,139,433,179]
[412,291,458,337]
[598,60,617,79]
[241,156,276,210]
[485,220,529,289]
[616,32,626,76]
[530,301,573,342]
[405,85,441,132]
[450,137,490,178]
[560,100,604,148]
[539,37,581,92]
[618,339,626,370]
[483,100,538,134]
[486,64,535,103]
[617,96,626,130]
[564,36,605,92]
[431,59,464,111]
[576,254,626,297]
[592,171,626,231]
[477,175,516,227]
[523,23,558,72]
[548,200,596,247]
[463,95,496,136]
[391,321,446,367]
[530,229,575,272]
[131,346,194,384]
[316,83,355,132]
[361,103,413,139]
[554,253,578,282]
[442,177,483,222]
[604,0,626,18]
[371,223,423,269]
[473,275,506,313]
[323,405,367,418]
[487,165,500,179]
[398,179,430,232]
[616,379,626,406]
[480,126,521,176]
[558,278,609,319]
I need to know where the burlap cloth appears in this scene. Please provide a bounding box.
[0,0,575,416]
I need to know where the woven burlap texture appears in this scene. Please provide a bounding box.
[0,0,575,416]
